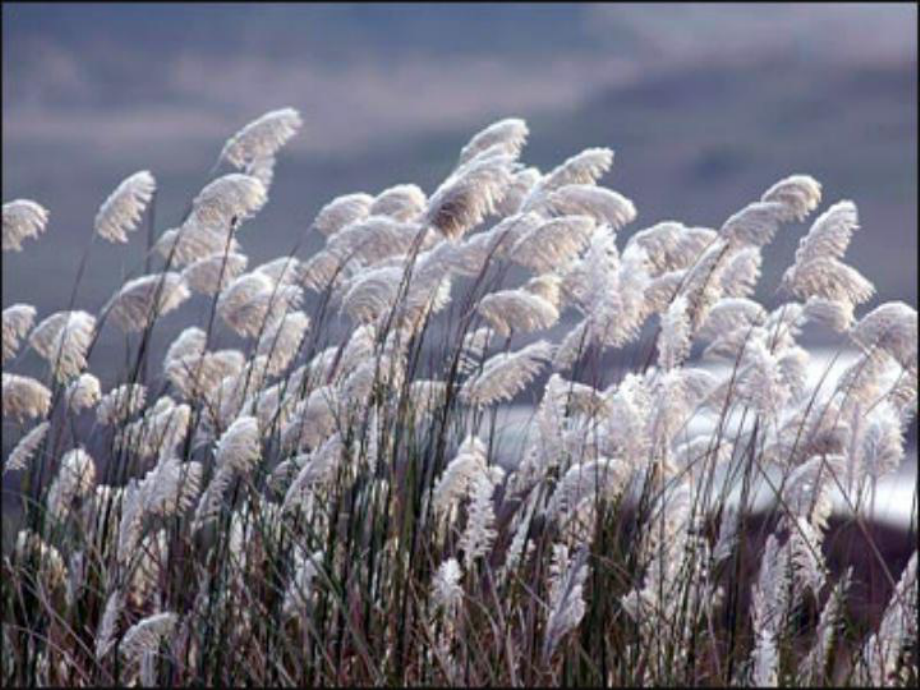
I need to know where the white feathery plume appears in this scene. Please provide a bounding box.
[431,435,489,519]
[154,222,241,267]
[518,385,575,484]
[461,340,553,407]
[341,265,404,325]
[860,551,917,686]
[370,183,427,221]
[697,297,766,343]
[546,458,629,523]
[719,246,762,298]
[4,421,49,474]
[850,301,918,372]
[373,267,450,331]
[112,514,151,589]
[254,256,304,286]
[278,386,340,454]
[494,166,541,216]
[217,271,303,338]
[777,345,811,404]
[784,454,843,534]
[545,184,636,230]
[749,534,788,687]
[719,201,787,247]
[677,238,733,331]
[95,591,124,659]
[2,303,37,362]
[712,506,740,563]
[139,456,204,517]
[29,310,96,382]
[245,154,275,191]
[459,467,502,569]
[413,240,471,280]
[559,222,621,316]
[335,324,379,380]
[65,373,101,414]
[859,401,905,484]
[792,199,859,267]
[658,295,691,371]
[552,321,591,374]
[187,173,267,231]
[282,433,344,513]
[562,220,620,316]
[251,377,302,432]
[120,612,177,665]
[799,568,851,684]
[644,270,685,315]
[477,288,559,337]
[115,399,191,460]
[543,545,588,662]
[425,150,517,240]
[538,147,613,193]
[453,211,543,271]
[783,255,875,307]
[781,200,872,305]
[96,383,147,426]
[301,248,348,292]
[728,340,790,416]
[432,558,464,614]
[339,352,404,406]
[524,274,563,308]
[327,216,429,265]
[46,448,96,522]
[803,296,855,333]
[626,222,717,275]
[214,415,262,474]
[557,229,650,367]
[312,192,374,237]
[107,273,191,333]
[181,252,249,295]
[764,302,806,351]
[195,416,261,525]
[256,311,310,376]
[761,174,822,222]
[702,324,767,362]
[786,515,828,595]
[2,199,49,252]
[94,171,156,244]
[457,117,529,166]
[219,107,302,170]
[283,549,324,618]
[2,373,52,422]
[510,215,596,273]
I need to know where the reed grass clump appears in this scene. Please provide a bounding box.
[1,108,917,686]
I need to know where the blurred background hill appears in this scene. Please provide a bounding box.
[3,3,917,380]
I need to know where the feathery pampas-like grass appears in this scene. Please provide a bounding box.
[2,107,917,688]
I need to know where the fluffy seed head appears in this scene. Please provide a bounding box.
[2,303,37,363]
[95,170,156,243]
[108,273,191,333]
[219,107,302,170]
[3,200,49,252]
[29,310,96,382]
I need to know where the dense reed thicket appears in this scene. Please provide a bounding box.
[2,108,917,686]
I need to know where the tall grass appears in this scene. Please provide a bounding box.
[1,109,917,686]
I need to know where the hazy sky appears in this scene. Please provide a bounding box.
[2,3,916,342]
[3,3,916,155]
